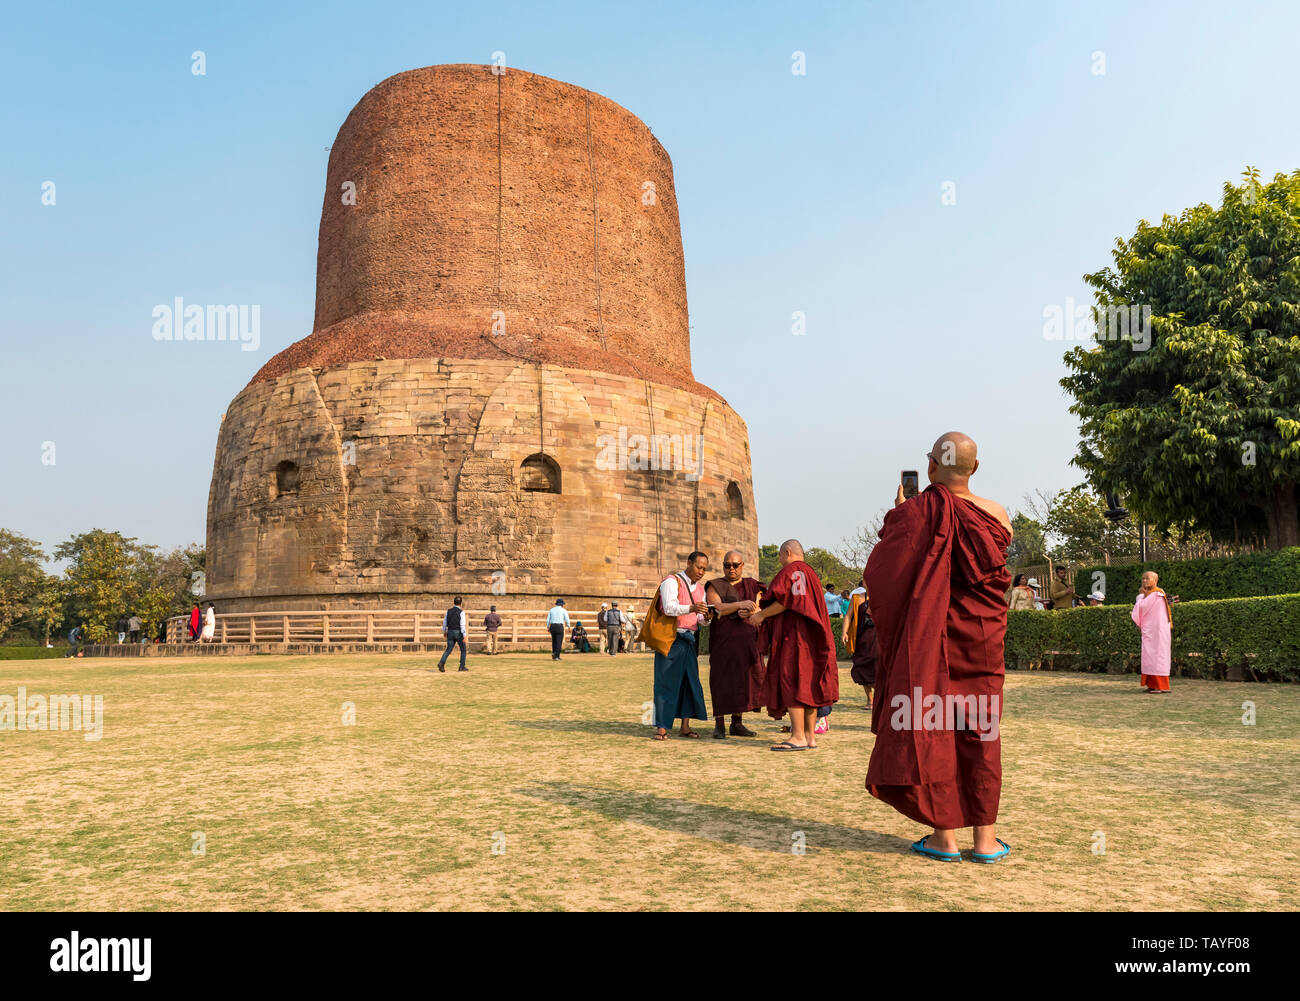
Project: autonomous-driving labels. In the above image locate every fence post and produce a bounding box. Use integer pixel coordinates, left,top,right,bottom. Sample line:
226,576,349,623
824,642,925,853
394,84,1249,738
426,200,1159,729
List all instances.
366,613,374,643
413,612,421,644
323,614,330,644
249,616,256,644
220,618,227,643
511,617,518,647
283,615,289,644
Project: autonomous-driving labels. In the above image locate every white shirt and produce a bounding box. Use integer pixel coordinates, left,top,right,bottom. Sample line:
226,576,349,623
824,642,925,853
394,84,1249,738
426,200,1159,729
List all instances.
547,606,571,627
824,591,841,615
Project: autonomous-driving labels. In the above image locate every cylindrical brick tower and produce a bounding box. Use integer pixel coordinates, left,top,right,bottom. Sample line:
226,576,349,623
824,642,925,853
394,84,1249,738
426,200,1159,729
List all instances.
205,64,757,613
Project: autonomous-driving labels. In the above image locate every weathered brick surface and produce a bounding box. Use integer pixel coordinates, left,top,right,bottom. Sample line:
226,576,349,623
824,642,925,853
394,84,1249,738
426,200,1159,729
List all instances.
208,360,757,610
251,65,712,398
207,65,757,613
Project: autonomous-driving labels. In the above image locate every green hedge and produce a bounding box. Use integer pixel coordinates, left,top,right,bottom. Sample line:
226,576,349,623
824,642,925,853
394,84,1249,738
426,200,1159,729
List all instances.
1006,593,1300,680
0,647,66,660
1074,548,1300,604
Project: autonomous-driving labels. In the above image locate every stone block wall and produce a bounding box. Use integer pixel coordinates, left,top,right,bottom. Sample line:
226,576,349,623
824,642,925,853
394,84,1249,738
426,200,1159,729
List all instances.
206,359,757,611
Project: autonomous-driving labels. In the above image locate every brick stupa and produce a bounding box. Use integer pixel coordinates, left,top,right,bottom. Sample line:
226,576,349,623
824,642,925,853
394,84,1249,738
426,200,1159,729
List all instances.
205,65,757,614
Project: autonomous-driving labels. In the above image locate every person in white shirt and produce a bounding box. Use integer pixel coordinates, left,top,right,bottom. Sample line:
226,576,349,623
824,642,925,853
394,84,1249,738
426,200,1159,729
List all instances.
651,552,713,740
546,599,571,661
823,585,842,619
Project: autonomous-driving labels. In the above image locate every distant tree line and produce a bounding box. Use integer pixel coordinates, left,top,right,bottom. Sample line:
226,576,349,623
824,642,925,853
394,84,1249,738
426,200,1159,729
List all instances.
829,485,1240,575
0,528,204,646
757,544,860,591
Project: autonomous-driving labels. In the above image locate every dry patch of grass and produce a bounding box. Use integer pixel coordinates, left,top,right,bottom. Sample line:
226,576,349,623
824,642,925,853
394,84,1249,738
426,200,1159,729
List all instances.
1,652,1296,910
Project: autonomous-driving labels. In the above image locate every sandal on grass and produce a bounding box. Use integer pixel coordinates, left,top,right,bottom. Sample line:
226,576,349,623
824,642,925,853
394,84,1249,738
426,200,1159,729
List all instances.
679,730,700,738
652,728,668,741
911,835,961,862
769,741,809,751
968,838,1011,864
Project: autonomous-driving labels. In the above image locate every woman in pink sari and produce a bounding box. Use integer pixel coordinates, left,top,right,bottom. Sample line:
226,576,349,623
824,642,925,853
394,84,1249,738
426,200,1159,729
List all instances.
1131,571,1172,692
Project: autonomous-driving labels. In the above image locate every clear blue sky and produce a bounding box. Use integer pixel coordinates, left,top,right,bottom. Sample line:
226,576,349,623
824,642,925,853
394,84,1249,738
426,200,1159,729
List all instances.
3,0,1299,564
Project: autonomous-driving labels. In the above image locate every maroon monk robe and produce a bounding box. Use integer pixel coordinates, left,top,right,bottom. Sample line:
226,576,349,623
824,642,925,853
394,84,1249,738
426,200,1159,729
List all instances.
864,483,1012,830
706,577,765,715
759,560,839,719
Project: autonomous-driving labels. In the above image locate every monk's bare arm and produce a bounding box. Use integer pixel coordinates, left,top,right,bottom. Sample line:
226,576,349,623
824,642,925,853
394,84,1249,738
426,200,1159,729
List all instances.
748,600,785,628
705,584,744,616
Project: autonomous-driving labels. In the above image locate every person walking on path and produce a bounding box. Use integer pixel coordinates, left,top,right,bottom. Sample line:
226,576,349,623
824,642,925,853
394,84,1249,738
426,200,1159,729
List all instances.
438,596,469,672
547,599,571,661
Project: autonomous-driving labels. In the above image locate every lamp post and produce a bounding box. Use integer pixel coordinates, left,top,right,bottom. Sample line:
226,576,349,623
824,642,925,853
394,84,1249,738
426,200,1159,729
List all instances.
1104,493,1147,562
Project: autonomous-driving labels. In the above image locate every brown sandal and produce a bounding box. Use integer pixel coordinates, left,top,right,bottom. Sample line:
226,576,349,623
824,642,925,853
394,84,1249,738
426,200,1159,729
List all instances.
652,728,668,740
679,729,700,738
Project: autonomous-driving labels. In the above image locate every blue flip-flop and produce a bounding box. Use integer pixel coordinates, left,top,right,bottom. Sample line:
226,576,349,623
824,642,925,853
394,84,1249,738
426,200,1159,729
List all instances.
911,835,961,862
968,838,1011,864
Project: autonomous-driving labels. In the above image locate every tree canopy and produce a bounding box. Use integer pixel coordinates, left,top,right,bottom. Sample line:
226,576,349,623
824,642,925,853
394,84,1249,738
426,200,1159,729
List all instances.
757,543,858,590
1062,168,1300,550
0,529,46,641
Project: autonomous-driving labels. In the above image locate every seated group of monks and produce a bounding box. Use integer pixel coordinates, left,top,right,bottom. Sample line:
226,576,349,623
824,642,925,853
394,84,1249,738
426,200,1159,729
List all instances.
646,432,1016,864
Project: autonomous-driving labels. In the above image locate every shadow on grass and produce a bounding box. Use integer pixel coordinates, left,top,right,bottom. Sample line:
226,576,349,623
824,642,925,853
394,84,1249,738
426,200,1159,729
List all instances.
510,719,653,738
511,718,878,743
513,780,906,854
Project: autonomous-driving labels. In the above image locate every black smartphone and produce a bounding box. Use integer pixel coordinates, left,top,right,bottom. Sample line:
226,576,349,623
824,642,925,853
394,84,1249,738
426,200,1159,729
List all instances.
901,470,919,498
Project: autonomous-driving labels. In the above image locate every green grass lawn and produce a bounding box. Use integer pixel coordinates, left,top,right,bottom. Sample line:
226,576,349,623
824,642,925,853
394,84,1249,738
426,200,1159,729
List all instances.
2,651,1297,910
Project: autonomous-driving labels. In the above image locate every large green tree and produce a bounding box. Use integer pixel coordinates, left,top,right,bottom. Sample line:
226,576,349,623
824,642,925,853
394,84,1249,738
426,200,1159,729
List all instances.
1005,512,1047,568
1041,486,1137,564
1062,168,1300,549
757,543,857,590
28,574,67,646
0,529,46,641
54,530,147,643
134,544,206,637
803,547,858,592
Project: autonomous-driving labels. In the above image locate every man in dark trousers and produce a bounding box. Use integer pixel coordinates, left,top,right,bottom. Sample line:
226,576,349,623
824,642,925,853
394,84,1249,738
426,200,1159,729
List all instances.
482,605,502,655
438,596,468,672
605,602,624,656
547,599,571,660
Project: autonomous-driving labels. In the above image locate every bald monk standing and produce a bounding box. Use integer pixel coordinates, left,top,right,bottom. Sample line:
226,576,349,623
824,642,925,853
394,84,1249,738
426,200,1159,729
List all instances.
748,539,839,750
864,432,1014,863
704,550,765,738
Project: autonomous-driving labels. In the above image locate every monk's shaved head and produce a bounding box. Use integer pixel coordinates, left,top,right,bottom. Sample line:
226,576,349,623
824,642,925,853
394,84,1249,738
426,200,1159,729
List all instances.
927,431,979,484
724,550,743,563
778,539,804,564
